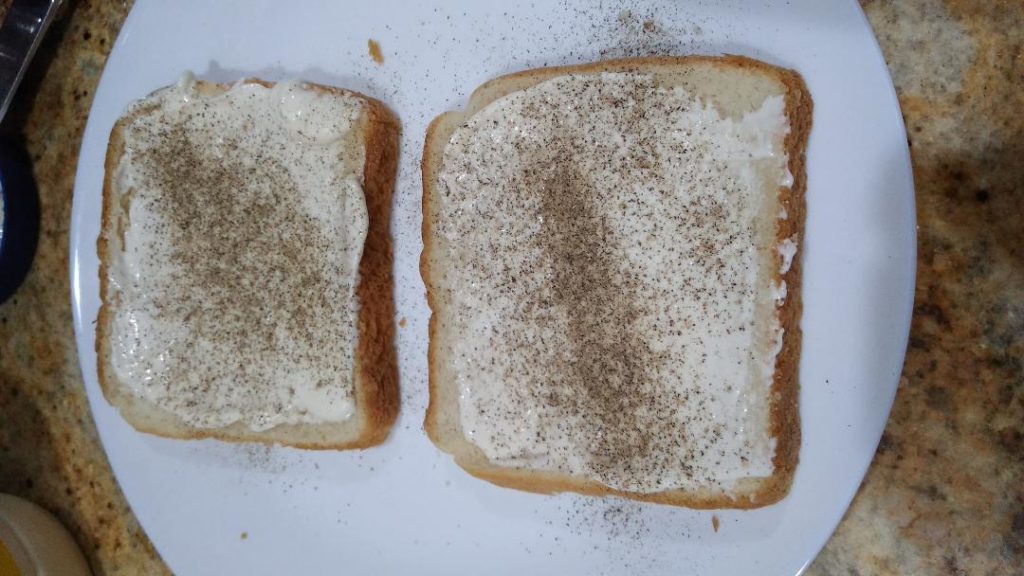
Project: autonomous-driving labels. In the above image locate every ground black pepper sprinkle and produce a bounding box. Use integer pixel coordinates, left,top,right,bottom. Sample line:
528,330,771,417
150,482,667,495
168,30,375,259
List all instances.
437,70,786,492
532,143,667,480
115,83,365,429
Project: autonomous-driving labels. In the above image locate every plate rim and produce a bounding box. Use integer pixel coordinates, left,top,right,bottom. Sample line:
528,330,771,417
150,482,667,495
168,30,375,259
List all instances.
68,0,916,574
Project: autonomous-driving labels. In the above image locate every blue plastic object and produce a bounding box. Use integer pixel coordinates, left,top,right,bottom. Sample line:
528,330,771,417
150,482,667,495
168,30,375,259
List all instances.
0,136,39,303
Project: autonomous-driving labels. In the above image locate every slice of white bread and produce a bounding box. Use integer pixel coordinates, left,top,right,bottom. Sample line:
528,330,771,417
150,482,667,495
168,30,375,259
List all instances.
421,56,811,508
97,78,400,449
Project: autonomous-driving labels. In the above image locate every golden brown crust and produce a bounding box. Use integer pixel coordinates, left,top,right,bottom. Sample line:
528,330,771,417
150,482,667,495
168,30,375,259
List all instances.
762,64,812,506
349,96,402,449
420,112,457,450
96,115,129,410
421,55,812,508
96,79,400,449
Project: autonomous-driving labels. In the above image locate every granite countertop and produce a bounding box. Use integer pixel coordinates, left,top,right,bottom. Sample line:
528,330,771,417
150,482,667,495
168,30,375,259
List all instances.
0,1,1020,574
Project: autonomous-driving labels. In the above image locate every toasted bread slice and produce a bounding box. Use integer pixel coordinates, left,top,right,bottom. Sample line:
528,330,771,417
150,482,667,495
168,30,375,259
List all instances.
97,78,399,449
422,56,811,507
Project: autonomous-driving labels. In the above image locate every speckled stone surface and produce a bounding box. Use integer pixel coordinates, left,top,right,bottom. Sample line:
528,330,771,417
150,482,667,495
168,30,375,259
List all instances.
807,2,1024,575
0,1,167,574
0,1,1019,575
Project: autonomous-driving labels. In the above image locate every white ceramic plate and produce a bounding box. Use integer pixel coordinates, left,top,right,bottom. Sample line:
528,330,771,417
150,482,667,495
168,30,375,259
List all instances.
70,1,914,574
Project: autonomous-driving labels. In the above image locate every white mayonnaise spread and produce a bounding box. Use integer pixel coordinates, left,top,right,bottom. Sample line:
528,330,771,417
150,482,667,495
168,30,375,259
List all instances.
108,75,367,431
432,72,794,492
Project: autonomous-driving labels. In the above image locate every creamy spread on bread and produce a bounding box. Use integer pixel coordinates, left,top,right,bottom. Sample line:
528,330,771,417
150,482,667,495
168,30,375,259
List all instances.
433,72,793,492
108,76,368,431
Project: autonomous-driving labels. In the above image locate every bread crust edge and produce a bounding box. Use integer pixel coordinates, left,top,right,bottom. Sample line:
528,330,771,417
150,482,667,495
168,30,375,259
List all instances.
421,55,811,508
96,79,400,450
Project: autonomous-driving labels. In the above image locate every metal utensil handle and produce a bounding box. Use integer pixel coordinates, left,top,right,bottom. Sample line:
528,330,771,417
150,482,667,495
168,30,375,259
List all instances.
0,0,61,122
